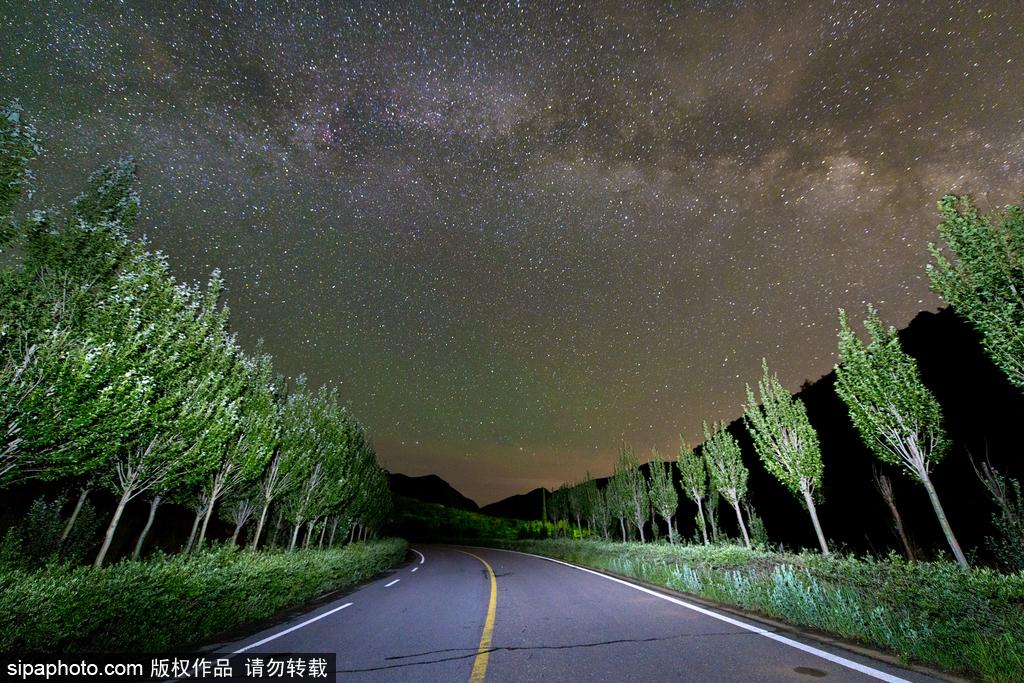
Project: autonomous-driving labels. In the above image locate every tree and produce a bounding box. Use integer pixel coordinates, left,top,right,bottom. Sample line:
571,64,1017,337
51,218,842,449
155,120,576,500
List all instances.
580,473,604,539
703,421,751,548
0,100,42,242
677,440,710,545
927,195,1024,389
606,467,630,541
743,358,829,554
647,448,678,544
616,446,649,543
835,306,968,567
566,479,587,538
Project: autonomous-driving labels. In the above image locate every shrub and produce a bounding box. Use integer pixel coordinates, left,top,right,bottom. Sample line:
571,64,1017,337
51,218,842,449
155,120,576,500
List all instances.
0,537,407,652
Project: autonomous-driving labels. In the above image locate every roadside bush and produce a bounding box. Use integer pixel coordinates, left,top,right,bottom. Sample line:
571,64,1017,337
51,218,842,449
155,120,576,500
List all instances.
0,497,100,571
0,537,407,653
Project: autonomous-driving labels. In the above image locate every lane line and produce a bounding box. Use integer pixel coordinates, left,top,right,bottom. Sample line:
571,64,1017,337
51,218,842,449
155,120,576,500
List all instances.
454,550,497,683
484,548,913,683
411,567,418,572
232,603,352,653
411,548,425,564
386,579,400,587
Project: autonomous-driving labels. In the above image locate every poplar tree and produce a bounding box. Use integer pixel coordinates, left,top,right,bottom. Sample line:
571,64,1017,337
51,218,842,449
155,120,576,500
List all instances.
743,359,829,554
677,440,710,545
647,448,678,544
566,479,587,538
835,306,967,567
581,473,602,538
616,445,649,542
606,467,631,541
703,421,751,548
927,195,1024,389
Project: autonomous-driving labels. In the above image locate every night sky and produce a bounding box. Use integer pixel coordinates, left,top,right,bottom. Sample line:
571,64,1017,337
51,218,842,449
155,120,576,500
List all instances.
3,1,1021,505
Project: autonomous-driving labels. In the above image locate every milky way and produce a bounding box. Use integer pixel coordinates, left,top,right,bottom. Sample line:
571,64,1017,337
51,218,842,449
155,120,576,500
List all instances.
3,1,1022,504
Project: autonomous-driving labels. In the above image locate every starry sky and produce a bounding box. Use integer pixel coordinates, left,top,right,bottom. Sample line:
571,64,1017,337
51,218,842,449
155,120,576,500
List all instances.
2,1,1022,505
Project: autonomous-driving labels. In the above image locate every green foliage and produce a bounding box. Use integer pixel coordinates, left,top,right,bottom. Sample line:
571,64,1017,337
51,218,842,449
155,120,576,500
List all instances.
492,539,1024,683
615,445,649,542
836,306,966,567
676,439,710,544
0,100,42,239
743,358,823,497
0,497,99,571
743,358,828,553
702,421,748,505
835,307,950,479
0,538,407,653
647,448,678,543
0,104,393,567
703,421,751,547
928,195,1024,389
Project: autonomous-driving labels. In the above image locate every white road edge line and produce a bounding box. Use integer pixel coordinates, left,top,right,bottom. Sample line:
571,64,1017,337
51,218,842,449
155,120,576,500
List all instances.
232,603,353,654
411,548,425,564
411,567,418,572
487,548,913,683
386,579,400,587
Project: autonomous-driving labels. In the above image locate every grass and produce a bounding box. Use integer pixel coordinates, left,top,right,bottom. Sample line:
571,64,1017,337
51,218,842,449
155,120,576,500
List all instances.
0,538,408,653
485,538,1024,683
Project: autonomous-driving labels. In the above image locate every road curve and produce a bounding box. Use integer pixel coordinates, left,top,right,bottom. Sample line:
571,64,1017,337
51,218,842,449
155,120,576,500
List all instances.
222,545,950,683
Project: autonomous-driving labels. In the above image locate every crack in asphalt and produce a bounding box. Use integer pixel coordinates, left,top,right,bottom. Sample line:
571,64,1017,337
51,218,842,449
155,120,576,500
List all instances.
336,630,759,673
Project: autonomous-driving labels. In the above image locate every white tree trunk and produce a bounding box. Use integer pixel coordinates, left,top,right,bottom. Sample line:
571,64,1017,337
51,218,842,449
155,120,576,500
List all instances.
133,493,163,559
694,494,709,545
730,497,751,548
921,470,968,567
802,484,829,555
95,487,134,568
62,483,92,540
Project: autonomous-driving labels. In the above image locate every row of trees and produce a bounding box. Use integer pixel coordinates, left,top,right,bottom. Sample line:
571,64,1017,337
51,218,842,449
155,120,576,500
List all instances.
0,102,391,566
546,194,1024,570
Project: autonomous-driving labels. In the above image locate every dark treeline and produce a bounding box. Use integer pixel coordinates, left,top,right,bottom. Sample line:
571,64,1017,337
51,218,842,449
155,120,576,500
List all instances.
0,102,391,568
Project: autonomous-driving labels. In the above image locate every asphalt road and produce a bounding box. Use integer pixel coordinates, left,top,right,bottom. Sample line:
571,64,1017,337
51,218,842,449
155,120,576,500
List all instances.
222,545,951,683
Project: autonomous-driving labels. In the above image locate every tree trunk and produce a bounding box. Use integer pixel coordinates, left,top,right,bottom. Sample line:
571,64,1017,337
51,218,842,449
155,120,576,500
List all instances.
731,498,751,548
304,520,314,549
619,517,627,542
95,487,134,568
184,509,203,554
666,513,675,545
133,493,163,559
269,508,284,551
328,517,339,547
251,500,270,551
288,519,304,552
318,518,328,547
230,523,242,546
694,496,709,545
706,497,719,543
802,485,829,555
196,491,217,551
921,471,969,568
62,483,92,540
349,523,357,544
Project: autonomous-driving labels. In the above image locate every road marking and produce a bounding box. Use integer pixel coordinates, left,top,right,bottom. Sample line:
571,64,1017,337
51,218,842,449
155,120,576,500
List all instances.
455,550,497,683
386,579,400,587
411,548,425,564
232,603,353,653
411,567,418,572
489,548,914,683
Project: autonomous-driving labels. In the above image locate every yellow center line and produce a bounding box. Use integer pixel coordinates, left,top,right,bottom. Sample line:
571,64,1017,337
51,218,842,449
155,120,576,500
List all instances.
455,550,497,683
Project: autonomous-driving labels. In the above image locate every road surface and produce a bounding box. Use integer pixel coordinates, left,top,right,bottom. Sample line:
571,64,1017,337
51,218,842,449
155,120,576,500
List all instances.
222,545,949,682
